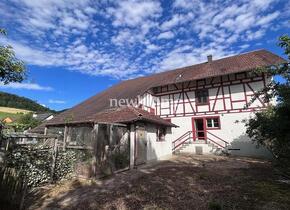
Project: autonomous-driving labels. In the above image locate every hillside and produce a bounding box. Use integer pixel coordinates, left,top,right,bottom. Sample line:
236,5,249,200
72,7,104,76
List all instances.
0,91,55,113
0,107,31,114
0,111,22,121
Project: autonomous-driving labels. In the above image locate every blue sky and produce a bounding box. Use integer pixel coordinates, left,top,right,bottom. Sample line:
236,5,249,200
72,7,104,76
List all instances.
0,0,289,111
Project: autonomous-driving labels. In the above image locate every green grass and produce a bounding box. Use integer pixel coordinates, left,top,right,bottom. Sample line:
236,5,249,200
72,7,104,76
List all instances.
254,181,290,204
0,112,23,121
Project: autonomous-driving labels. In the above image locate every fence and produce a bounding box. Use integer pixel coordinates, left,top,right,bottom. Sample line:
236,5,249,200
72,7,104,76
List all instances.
1,123,130,179
53,123,131,178
0,123,131,208
0,167,27,210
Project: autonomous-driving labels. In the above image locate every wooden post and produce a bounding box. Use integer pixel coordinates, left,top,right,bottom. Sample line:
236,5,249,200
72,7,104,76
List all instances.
109,124,113,144
5,138,10,151
63,125,68,151
51,137,58,183
92,124,98,176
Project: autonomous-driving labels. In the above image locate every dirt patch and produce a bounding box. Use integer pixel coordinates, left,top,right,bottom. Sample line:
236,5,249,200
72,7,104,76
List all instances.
27,155,290,210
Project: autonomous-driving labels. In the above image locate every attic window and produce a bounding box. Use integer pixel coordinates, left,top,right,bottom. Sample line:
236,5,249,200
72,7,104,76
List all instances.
196,89,209,105
175,74,183,82
152,87,159,93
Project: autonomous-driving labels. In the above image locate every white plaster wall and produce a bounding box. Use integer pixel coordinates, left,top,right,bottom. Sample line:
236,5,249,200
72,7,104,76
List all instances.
170,112,272,158
146,124,173,161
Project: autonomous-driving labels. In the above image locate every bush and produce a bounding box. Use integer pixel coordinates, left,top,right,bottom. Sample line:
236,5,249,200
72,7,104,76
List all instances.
4,146,82,187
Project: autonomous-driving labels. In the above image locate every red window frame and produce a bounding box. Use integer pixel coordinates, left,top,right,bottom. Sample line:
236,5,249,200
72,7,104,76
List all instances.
192,116,221,141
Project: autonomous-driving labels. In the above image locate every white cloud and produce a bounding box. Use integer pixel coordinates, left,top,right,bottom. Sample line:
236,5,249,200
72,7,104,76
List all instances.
157,44,235,72
0,82,53,91
48,99,66,104
158,31,175,39
0,0,285,79
256,12,280,26
107,0,162,27
6,39,65,66
160,14,182,31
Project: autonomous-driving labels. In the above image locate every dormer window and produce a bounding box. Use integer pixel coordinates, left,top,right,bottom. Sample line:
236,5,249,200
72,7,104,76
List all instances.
196,89,209,105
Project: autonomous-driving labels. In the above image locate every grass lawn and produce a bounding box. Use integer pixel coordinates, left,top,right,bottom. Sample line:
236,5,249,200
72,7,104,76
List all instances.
0,111,22,120
27,155,290,210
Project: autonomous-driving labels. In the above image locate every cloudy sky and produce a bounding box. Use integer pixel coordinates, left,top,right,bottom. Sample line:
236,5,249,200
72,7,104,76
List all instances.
0,0,289,110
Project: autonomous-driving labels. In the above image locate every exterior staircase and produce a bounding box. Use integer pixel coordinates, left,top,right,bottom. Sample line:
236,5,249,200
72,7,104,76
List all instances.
172,131,229,155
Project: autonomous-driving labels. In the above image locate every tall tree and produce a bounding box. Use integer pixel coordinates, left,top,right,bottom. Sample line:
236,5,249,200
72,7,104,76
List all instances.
246,35,290,167
0,29,26,84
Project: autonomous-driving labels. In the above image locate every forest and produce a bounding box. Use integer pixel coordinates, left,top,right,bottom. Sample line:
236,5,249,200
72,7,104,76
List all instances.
0,91,54,113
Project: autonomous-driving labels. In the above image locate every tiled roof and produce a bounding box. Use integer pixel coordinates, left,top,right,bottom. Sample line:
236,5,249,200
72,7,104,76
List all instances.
42,106,176,127
91,106,176,127
42,49,286,126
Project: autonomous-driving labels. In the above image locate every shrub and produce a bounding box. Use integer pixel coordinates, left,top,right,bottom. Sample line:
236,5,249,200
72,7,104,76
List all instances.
4,146,82,187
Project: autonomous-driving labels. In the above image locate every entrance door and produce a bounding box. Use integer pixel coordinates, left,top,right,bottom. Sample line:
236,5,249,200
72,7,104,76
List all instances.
135,126,147,165
193,118,206,140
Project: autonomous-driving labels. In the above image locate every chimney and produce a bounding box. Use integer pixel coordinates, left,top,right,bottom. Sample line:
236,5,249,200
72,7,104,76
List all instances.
207,55,213,63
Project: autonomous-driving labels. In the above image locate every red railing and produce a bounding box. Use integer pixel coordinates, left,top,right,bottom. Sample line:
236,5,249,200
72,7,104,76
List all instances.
172,130,229,151
207,131,229,148
172,131,192,151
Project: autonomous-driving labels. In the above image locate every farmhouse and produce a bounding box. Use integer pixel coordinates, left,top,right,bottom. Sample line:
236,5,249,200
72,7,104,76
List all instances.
1,117,15,124
33,49,285,171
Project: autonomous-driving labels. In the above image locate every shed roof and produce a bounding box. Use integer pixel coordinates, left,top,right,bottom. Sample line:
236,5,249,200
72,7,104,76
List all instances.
33,113,54,121
41,49,286,126
45,106,176,127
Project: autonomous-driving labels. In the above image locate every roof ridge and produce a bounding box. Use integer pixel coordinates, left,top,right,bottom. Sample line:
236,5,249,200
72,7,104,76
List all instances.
122,49,269,83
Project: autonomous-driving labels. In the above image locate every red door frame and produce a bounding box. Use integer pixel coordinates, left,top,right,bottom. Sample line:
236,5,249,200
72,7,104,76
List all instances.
191,117,207,141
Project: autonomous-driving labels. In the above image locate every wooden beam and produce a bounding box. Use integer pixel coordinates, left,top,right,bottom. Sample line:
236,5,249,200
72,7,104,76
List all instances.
50,137,58,183
63,125,68,151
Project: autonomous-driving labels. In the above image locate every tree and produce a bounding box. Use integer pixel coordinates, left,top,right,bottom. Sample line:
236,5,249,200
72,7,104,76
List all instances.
13,113,41,132
0,28,26,84
246,35,290,167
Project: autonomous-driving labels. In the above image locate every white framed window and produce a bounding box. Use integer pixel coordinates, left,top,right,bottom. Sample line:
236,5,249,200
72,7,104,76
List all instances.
206,118,220,129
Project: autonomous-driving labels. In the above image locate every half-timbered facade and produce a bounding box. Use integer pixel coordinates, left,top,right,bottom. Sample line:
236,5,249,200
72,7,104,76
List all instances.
33,50,285,165
139,70,271,157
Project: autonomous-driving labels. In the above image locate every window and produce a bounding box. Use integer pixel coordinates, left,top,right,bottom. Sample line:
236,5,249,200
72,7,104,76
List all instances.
196,89,209,104
156,127,166,141
206,118,220,128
